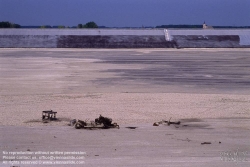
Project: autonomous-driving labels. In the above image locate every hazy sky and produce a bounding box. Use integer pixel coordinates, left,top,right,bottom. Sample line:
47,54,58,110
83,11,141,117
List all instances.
0,0,249,27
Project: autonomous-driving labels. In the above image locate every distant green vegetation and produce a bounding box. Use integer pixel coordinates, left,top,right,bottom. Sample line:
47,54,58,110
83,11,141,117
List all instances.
39,25,69,28
40,25,52,28
77,24,83,28
58,25,65,28
78,21,98,28
0,21,21,28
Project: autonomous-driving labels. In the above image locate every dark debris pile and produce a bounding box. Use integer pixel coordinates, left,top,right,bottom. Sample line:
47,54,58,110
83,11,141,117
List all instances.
70,115,119,129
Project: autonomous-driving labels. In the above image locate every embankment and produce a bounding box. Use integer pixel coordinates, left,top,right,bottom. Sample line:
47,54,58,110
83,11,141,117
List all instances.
0,29,249,48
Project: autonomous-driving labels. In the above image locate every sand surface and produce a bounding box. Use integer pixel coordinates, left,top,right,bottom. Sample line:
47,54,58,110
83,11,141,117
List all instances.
0,49,250,166
0,48,250,126
1,118,250,167
1,93,250,126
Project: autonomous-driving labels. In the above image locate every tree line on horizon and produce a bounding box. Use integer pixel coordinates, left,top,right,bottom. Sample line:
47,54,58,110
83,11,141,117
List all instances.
0,21,21,28
39,22,98,29
1,21,250,29
77,22,98,28
0,21,98,29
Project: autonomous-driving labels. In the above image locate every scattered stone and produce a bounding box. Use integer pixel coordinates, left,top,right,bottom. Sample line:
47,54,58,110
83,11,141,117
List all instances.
75,120,87,129
165,117,181,126
153,118,181,127
153,122,159,126
126,127,137,129
69,119,77,126
201,142,211,145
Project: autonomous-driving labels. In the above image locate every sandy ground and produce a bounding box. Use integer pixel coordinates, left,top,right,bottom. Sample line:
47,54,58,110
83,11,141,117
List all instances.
1,93,250,126
0,48,250,166
1,118,250,167
0,48,250,126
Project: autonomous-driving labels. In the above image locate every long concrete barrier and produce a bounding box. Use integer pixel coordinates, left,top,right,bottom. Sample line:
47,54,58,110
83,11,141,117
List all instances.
0,29,249,48
166,29,250,48
0,29,175,48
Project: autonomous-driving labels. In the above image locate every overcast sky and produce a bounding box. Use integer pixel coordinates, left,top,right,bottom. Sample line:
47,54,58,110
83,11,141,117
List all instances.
0,0,249,27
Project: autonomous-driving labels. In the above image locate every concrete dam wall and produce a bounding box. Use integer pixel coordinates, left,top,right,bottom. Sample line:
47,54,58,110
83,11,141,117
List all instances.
166,29,250,48
0,29,249,48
